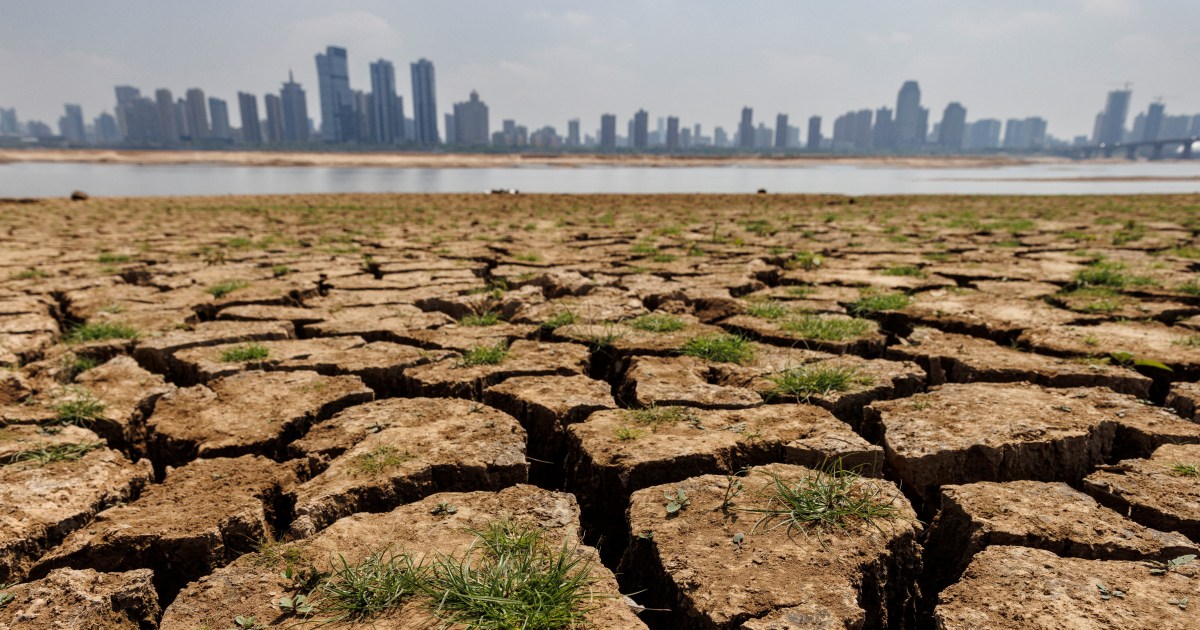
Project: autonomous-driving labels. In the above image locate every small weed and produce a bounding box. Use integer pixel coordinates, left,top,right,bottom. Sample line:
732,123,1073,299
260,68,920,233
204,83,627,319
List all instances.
58,354,97,382
97,252,131,264
787,251,824,270
680,333,755,364
206,280,250,298
1145,554,1197,576
580,324,623,350
631,242,658,255
881,265,925,277
767,365,873,401
1177,280,1200,296
745,301,790,320
460,311,502,327
782,314,873,341
0,585,11,608
513,252,542,263
614,425,645,441
53,391,106,425
542,310,577,329
1072,261,1155,289
652,253,677,263
319,548,424,622
663,488,690,515
741,461,902,543
1111,220,1145,246
254,538,305,568
276,593,315,616
628,313,686,333
1168,462,1200,477
8,441,102,467
233,616,265,630
785,285,816,297
624,405,700,430
1174,335,1200,348
64,321,139,344
220,344,269,362
12,268,50,280
430,502,458,516
848,291,912,317
457,340,509,367
271,264,292,277
349,445,414,475
720,472,745,513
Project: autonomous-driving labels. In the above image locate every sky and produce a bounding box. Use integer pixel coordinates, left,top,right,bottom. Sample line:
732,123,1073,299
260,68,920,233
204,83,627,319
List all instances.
2,0,1198,140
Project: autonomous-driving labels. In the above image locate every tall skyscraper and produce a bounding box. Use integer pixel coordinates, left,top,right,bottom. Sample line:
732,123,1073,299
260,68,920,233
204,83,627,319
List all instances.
738,107,754,149
0,108,18,135
665,116,680,150
264,94,284,144
238,93,262,145
368,59,404,145
59,104,85,143
113,85,141,139
807,116,822,150
280,71,310,143
1143,102,1165,142
1095,88,1132,145
632,109,649,149
208,97,231,141
774,114,789,149
411,58,439,145
154,89,179,144
315,46,355,142
873,107,894,149
453,90,489,146
965,119,1002,150
566,119,580,147
184,89,209,141
938,102,967,149
895,80,926,149
599,114,616,150
93,112,119,143
444,113,456,145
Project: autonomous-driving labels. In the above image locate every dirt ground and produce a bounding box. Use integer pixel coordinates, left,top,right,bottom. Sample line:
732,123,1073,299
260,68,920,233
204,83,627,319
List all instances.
0,192,1199,629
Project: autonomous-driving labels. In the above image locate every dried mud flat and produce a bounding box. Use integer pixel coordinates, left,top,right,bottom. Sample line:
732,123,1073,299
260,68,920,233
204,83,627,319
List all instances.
0,192,1199,629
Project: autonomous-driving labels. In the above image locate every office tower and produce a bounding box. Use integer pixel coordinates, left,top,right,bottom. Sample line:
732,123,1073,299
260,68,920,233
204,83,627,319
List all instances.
367,59,404,145
0,108,17,135
693,123,702,144
113,85,142,139
208,97,231,141
153,89,179,144
938,102,967,149
773,114,789,149
451,90,489,146
1024,117,1047,148
264,94,284,144
752,123,771,149
238,93,262,145
122,97,161,144
315,46,355,142
806,116,822,150
873,107,894,149
966,119,1001,150
1095,88,1131,145
714,126,728,147
1143,102,1165,141
93,112,119,143
665,116,680,150
280,71,309,143
852,109,873,149
599,114,616,150
738,107,754,149
59,104,85,143
442,113,455,145
631,109,648,149
184,88,209,141
174,98,189,138
1002,117,1048,150
410,58,439,145
566,119,580,146
895,80,926,149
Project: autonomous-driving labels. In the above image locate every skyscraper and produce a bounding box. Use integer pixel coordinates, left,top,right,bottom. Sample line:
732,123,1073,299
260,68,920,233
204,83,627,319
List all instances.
113,85,141,139
1143,102,1165,142
208,97,231,141
1095,88,1132,146
453,90,489,146
938,102,967,149
368,59,404,145
873,107,894,149
280,71,309,143
665,116,680,150
411,58,439,145
599,114,616,150
632,109,649,149
94,112,119,143
444,113,456,145
0,108,18,135
238,92,262,145
738,107,754,149
965,119,1002,150
154,89,179,144
894,81,926,149
774,114,789,149
59,104,85,143
315,46,355,142
185,88,209,141
806,116,822,150
566,119,580,147
264,94,284,144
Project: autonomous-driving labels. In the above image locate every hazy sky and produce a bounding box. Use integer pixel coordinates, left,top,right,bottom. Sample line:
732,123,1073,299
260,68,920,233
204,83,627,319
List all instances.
2,0,1198,139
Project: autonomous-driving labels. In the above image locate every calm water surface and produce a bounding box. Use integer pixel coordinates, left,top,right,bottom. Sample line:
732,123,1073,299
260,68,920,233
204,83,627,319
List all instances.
1,161,1198,197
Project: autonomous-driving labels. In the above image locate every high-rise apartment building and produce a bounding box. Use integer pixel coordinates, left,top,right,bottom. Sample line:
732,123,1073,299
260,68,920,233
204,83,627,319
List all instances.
738,107,754,149
599,114,616,150
59,104,85,143
411,58,439,145
154,89,179,143
806,116,822,150
774,113,789,149
452,90,489,146
665,116,680,150
264,93,284,144
368,59,404,144
315,46,355,142
1095,88,1131,146
872,107,894,149
938,102,967,149
1143,102,1165,142
280,71,309,143
208,97,231,140
238,92,262,145
566,119,580,147
185,88,209,141
632,109,649,149
895,80,927,149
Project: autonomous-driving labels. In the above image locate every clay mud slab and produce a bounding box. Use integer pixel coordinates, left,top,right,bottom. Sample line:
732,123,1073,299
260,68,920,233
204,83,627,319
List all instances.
300,303,454,340
482,374,616,484
131,319,294,376
554,316,727,358
0,447,152,583
1083,443,1200,542
215,303,328,326
287,397,527,538
777,265,954,291
31,455,296,594
620,463,921,628
0,567,159,629
898,288,1078,341
400,320,540,351
721,313,887,356
924,480,1198,593
0,332,54,366
162,485,645,629
887,326,1152,396
402,339,589,398
146,370,373,467
1168,381,1200,420
415,284,547,320
170,336,448,393
71,355,174,450
510,287,648,327
304,283,482,309
934,545,1198,629
1019,321,1200,373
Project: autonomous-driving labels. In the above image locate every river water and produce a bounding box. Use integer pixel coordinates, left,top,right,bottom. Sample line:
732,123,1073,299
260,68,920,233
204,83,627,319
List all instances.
1,160,1199,197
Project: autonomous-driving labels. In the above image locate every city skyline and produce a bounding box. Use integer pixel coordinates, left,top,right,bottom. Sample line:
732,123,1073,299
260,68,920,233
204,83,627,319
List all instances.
2,0,1198,141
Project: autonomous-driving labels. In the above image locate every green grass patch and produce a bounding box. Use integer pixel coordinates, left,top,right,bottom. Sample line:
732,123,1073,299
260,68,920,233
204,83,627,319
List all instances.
680,333,755,364
1169,462,1200,477
8,441,102,467
64,321,139,344
318,548,424,622
630,242,658,255
12,268,50,280
1072,261,1156,289
541,310,576,330
53,392,106,425
1176,280,1200,296
781,314,873,341
1111,220,1145,246
745,301,790,320
787,251,824,270
350,445,414,475
848,291,912,317
1056,286,1126,314
220,344,270,362
742,461,902,542
513,252,542,263
881,265,925,277
271,264,292,277
1174,335,1200,348
784,285,816,297
457,340,509,367
96,252,131,264
767,365,873,401
206,279,250,298
613,425,644,441
460,311,502,327
623,405,699,429
628,313,686,333
58,354,97,382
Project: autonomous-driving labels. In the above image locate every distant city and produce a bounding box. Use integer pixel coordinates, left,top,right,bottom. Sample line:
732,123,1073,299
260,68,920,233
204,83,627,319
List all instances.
2,45,1198,158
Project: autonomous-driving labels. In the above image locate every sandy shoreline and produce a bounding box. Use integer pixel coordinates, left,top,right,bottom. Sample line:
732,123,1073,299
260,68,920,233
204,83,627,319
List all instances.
0,147,1056,170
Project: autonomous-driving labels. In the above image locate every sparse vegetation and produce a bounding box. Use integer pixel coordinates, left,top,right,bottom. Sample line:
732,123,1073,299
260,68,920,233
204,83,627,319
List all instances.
1168,462,1200,477
58,354,97,382
781,313,873,341
1072,260,1155,290
742,461,903,542
206,279,250,298
64,321,139,343
624,405,700,430
460,310,502,327
8,441,102,467
680,333,755,364
848,291,912,317
767,364,873,401
881,264,925,277
628,312,686,332
349,445,414,475
787,251,824,270
663,488,691,515
613,425,645,441
541,310,577,329
220,343,270,362
97,252,131,263
457,340,509,367
745,300,790,320
52,391,106,425
317,548,424,622
12,268,50,280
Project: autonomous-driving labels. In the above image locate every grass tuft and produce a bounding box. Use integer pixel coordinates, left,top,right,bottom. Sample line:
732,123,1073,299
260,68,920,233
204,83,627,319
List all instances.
349,445,414,475
1168,462,1200,477
541,310,576,330
623,405,699,429
628,313,686,333
206,280,250,298
318,548,424,622
53,391,106,425
457,340,509,367
781,313,873,341
64,322,140,344
742,461,902,543
767,365,873,401
220,344,270,362
1072,261,1155,290
745,301,790,320
848,291,912,317
8,441,102,467
881,265,925,277
680,333,755,364
460,311,502,327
